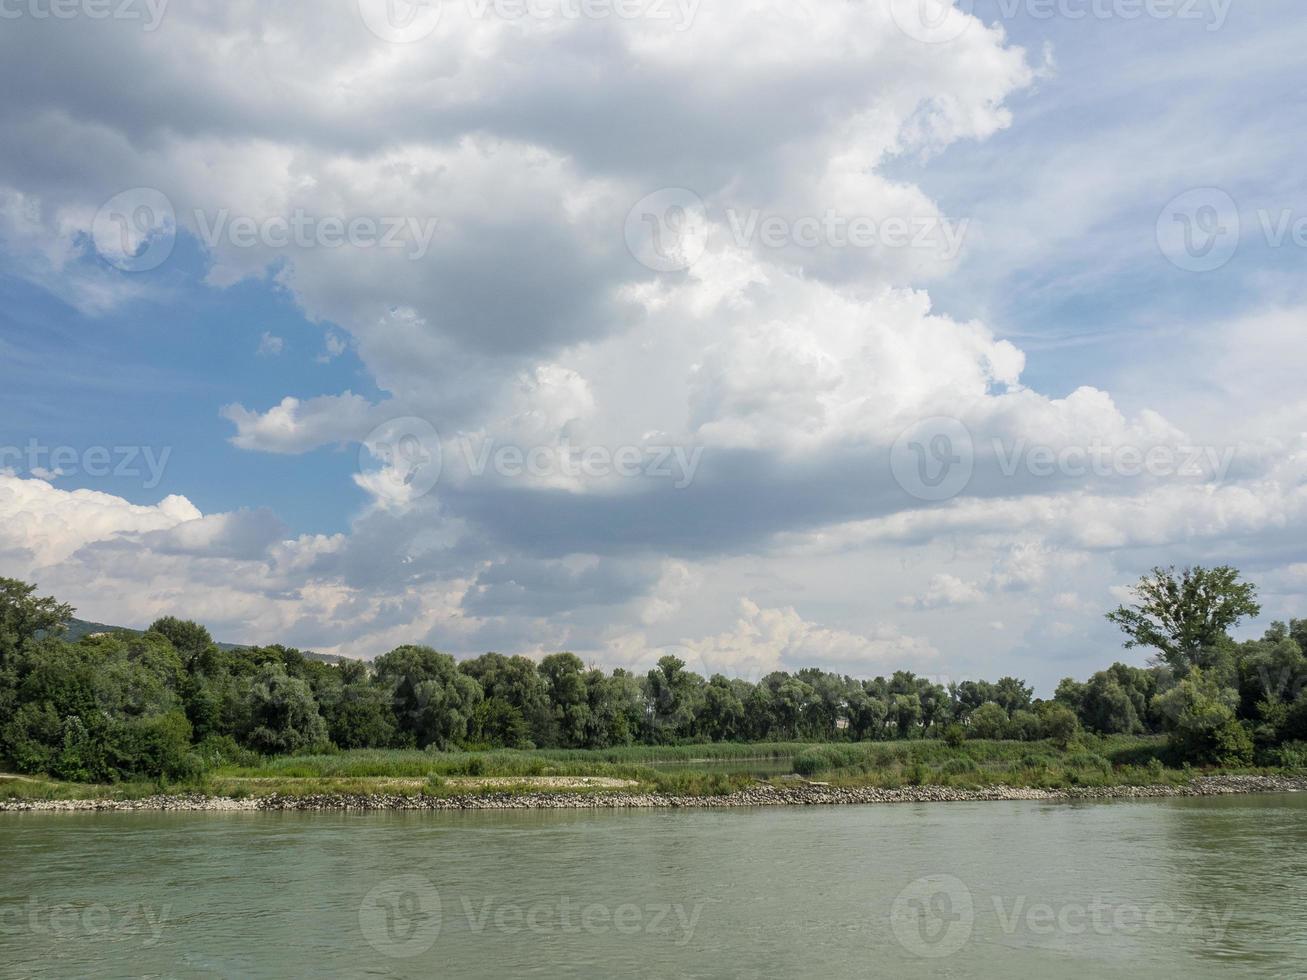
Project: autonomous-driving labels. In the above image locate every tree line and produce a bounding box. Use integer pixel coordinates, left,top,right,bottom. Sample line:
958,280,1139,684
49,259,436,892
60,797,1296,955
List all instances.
1,566,1304,783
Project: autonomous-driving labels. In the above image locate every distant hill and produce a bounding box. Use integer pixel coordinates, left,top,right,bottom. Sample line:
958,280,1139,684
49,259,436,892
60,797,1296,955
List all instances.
61,617,347,665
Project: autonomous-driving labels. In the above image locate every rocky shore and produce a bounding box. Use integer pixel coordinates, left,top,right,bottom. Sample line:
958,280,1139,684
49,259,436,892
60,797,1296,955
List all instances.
3,774,1304,813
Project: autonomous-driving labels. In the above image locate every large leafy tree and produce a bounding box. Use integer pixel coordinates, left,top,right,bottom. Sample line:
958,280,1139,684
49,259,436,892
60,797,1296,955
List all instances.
0,578,73,666
374,645,482,749
1107,566,1260,672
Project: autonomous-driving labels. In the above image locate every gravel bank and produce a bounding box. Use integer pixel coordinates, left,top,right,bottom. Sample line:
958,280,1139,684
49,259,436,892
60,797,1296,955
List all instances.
3,775,1305,813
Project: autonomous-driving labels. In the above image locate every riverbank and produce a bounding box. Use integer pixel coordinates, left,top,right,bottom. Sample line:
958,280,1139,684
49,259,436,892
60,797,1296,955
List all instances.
4,774,1304,812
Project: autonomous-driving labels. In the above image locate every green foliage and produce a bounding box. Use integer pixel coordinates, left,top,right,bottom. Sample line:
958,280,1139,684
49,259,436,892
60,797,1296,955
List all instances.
0,578,73,666
1261,741,1307,768
0,568,1302,791
1107,566,1260,672
942,723,966,749
968,702,1010,740
1037,704,1080,748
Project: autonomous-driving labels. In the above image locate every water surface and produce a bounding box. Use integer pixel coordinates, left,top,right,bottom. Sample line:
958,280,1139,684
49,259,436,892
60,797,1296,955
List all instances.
2,793,1305,978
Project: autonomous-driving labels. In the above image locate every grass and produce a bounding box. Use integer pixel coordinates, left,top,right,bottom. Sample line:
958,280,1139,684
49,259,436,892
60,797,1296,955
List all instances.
3,736,1296,802
786,735,1220,791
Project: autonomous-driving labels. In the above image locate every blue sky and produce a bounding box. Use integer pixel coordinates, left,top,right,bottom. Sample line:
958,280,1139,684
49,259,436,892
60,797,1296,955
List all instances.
0,0,1303,692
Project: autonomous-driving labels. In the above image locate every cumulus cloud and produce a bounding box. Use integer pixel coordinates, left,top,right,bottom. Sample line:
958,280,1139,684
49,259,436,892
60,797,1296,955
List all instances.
1,4,1304,690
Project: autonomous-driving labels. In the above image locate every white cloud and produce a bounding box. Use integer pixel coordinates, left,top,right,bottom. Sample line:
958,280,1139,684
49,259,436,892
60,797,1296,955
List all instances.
256,332,285,356
0,475,200,567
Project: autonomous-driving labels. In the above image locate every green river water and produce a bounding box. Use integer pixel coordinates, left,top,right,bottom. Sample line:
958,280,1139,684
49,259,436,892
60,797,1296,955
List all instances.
2,793,1305,978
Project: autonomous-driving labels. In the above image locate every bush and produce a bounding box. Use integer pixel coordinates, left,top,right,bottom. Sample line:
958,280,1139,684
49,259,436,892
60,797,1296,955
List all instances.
1038,704,1080,749
942,724,966,749
941,757,978,775
1211,720,1254,768
1065,752,1110,774
1261,741,1307,768
969,703,1010,741
1020,752,1056,770
792,750,827,776
195,734,261,770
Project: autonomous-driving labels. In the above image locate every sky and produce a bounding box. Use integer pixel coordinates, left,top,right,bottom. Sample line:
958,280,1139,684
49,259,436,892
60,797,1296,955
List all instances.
0,0,1303,694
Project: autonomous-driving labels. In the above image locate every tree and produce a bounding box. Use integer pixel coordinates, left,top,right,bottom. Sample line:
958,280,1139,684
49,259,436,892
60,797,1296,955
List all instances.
891,692,922,739
645,655,705,741
1080,672,1143,734
469,697,531,749
539,653,592,748
1107,566,1260,672
459,653,555,746
700,675,746,742
148,617,215,668
243,663,329,755
1037,703,1080,748
0,579,73,666
1153,668,1248,765
969,702,1009,740
374,645,482,749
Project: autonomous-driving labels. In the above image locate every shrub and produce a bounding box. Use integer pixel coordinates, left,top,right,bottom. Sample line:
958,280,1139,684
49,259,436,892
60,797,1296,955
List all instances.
942,724,966,749
1211,720,1254,768
1065,752,1110,774
968,703,1010,740
195,734,261,770
1261,741,1307,769
941,757,978,775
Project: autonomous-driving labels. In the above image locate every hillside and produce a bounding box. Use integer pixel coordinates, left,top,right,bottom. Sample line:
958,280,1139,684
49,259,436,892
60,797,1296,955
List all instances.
61,618,346,665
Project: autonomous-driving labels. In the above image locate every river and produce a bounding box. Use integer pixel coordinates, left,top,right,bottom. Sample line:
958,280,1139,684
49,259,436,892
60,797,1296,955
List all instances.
2,793,1305,977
